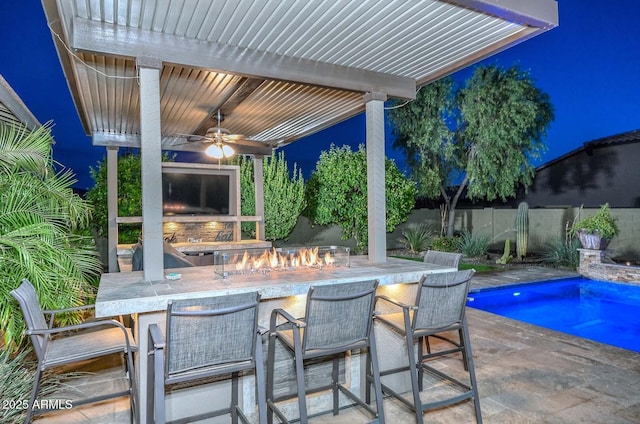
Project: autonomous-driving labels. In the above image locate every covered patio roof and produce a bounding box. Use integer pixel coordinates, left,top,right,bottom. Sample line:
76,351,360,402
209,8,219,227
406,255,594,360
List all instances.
43,0,558,156
41,0,558,278
0,75,40,130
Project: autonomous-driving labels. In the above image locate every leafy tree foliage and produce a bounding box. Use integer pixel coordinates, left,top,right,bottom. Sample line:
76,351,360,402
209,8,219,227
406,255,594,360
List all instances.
389,64,554,236
87,150,173,243
305,145,416,252
0,123,101,351
236,152,306,241
389,77,456,198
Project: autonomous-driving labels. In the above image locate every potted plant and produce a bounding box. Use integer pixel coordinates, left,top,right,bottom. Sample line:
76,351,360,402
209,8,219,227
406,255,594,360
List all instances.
571,203,619,250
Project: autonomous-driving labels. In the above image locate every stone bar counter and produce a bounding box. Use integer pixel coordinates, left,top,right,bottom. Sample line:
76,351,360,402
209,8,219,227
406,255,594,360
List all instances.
96,256,455,423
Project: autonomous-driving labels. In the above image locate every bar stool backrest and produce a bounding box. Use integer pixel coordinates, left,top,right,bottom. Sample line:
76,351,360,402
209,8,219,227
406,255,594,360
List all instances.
413,270,475,331
423,251,463,269
11,279,50,361
165,291,260,376
303,280,378,352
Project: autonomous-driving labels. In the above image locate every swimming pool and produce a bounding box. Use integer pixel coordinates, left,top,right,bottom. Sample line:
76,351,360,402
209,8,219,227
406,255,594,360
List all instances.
466,277,640,352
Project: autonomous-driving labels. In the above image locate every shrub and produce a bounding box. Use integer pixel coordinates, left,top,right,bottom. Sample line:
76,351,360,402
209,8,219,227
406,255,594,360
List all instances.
87,150,174,244
541,237,581,269
456,230,491,258
305,145,416,253
430,236,460,252
397,223,436,253
236,152,306,241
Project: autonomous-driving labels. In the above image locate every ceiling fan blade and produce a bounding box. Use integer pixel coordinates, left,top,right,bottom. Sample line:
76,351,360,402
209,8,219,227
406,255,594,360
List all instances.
223,133,245,141
172,133,216,143
229,142,274,156
165,135,192,146
221,134,270,148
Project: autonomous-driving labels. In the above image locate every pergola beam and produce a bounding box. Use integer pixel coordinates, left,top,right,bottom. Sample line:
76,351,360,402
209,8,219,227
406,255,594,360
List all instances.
92,132,273,156
447,0,558,29
70,17,416,100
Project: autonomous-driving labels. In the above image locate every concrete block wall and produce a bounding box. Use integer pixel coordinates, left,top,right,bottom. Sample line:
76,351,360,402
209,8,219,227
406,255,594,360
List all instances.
608,209,640,259
462,207,577,252
278,216,358,250
283,207,640,259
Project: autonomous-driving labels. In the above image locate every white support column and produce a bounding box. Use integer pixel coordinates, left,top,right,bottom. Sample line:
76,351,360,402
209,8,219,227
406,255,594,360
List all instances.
253,155,265,241
137,57,164,281
106,146,119,272
364,92,388,263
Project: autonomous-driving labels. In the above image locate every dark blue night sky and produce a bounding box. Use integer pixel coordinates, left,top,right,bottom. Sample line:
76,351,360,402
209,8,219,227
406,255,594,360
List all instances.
1,1,639,188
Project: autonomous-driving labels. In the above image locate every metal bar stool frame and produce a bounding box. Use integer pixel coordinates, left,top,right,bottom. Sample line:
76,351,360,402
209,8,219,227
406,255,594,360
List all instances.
147,291,267,424
370,270,482,424
266,280,385,424
11,278,137,424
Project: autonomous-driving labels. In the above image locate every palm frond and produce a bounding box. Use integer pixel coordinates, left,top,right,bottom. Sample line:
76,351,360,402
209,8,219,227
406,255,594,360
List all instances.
0,122,53,176
0,122,100,351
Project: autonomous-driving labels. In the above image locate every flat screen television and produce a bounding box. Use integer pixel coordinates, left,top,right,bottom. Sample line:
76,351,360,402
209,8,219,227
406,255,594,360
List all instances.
162,171,231,215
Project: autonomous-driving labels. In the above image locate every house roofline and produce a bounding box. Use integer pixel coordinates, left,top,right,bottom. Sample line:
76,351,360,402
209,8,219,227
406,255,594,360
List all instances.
536,128,640,172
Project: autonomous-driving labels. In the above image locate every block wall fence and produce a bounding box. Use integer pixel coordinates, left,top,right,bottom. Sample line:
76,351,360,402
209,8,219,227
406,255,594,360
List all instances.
283,207,640,259
96,207,640,266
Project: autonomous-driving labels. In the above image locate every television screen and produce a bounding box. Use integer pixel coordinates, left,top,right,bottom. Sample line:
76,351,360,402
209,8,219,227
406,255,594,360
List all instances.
162,172,230,215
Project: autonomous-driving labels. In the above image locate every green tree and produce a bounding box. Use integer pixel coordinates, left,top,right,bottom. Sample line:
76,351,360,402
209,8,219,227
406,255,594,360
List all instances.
87,150,172,243
305,144,416,252
0,123,102,350
236,152,306,241
389,64,554,236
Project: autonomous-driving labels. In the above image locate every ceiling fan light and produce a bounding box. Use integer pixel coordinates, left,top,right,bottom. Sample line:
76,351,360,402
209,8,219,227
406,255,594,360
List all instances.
222,144,235,158
205,144,224,159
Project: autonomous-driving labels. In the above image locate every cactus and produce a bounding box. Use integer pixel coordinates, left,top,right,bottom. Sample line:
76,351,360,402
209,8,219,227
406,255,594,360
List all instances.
496,239,513,265
516,201,529,260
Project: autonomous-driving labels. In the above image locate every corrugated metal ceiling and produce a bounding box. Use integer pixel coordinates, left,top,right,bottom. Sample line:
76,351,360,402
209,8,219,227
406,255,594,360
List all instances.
43,0,558,155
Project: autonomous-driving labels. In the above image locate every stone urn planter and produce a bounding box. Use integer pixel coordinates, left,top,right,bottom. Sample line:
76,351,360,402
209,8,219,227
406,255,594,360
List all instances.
572,204,618,251
577,229,610,250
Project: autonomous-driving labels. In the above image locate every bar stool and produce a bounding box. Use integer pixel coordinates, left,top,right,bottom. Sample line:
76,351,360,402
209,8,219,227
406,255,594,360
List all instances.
372,270,482,424
11,279,137,423
148,291,267,424
266,280,385,423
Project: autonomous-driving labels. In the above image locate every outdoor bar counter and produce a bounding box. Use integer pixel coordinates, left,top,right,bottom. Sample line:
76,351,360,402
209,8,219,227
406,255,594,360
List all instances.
95,256,456,423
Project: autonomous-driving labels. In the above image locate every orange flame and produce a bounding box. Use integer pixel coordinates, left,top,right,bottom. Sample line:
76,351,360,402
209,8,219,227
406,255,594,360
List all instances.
324,251,335,265
234,251,250,271
228,247,336,273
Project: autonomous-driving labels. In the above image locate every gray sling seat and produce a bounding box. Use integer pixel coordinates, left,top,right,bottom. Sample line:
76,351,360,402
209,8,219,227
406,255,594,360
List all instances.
266,279,385,424
423,250,462,269
11,279,137,423
147,291,267,424
371,270,482,424
422,250,464,354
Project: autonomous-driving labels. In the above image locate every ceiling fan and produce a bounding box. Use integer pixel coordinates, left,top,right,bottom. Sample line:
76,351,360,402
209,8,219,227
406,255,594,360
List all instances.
172,110,273,158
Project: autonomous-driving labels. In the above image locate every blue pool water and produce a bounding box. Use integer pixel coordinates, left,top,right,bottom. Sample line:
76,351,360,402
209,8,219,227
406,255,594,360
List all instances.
466,277,640,352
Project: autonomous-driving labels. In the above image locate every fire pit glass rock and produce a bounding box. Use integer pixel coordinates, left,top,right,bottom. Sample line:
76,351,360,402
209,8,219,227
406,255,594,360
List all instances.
213,246,350,278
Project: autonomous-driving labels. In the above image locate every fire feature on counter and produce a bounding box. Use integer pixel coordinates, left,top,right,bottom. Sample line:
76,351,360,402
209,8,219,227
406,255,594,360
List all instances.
214,246,350,277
